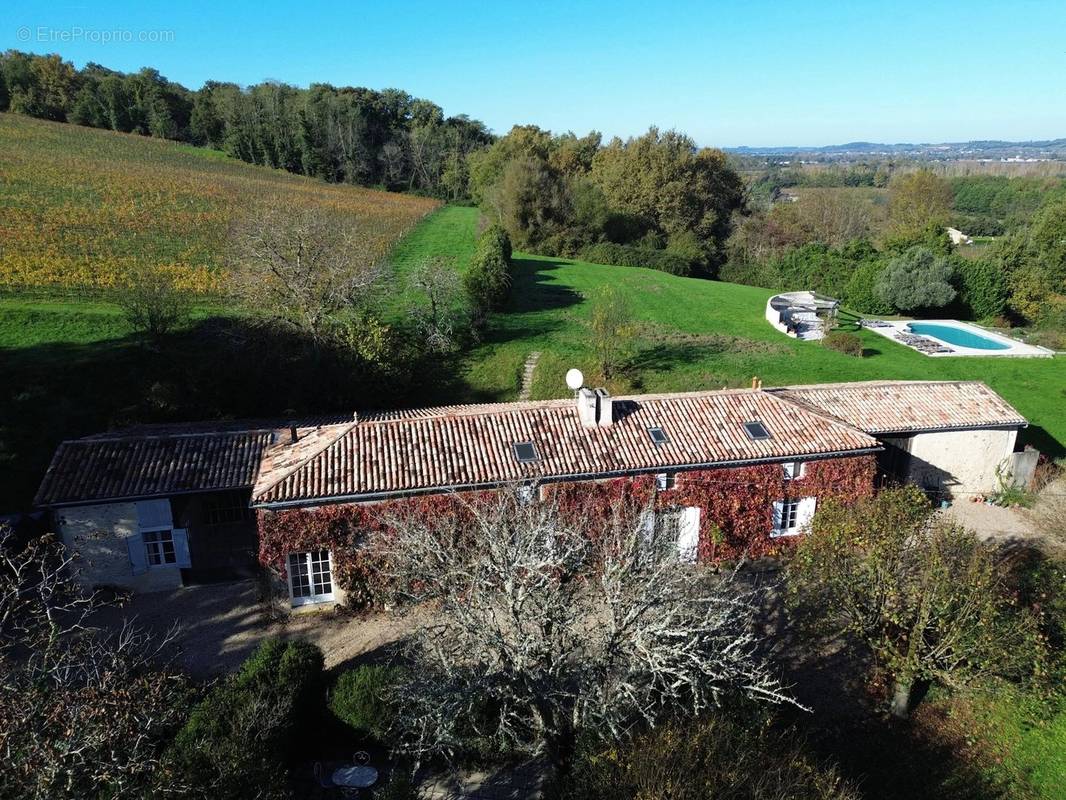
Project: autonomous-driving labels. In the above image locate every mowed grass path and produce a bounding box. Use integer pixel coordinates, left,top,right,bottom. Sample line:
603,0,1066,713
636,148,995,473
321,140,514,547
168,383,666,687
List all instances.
411,208,1066,452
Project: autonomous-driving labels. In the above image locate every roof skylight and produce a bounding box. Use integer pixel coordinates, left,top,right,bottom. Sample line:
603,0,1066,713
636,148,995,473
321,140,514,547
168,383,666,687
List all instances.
743,421,771,441
513,442,540,463
647,426,669,445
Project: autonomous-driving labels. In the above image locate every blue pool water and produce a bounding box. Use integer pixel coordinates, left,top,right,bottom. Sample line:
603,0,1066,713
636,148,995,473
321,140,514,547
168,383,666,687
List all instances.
907,322,1010,350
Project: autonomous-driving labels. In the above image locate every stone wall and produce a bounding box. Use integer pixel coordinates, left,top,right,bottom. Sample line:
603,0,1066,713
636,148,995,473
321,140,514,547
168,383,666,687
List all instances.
882,427,1018,497
55,502,183,593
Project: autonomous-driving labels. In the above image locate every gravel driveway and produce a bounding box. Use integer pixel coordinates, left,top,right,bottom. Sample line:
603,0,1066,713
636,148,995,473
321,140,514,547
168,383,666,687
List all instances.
89,580,424,678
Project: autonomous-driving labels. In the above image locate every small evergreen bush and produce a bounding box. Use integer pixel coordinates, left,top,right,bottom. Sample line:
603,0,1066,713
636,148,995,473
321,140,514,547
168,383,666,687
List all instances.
465,224,514,324
328,664,401,741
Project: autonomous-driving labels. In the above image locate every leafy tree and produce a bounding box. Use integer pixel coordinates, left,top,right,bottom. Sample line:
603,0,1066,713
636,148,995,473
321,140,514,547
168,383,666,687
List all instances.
587,285,636,380
406,257,468,353
955,257,1007,319
464,224,514,324
785,487,1040,718
166,638,325,799
117,267,192,343
876,246,956,312
842,258,893,315
1025,197,1066,291
589,127,746,271
887,169,953,236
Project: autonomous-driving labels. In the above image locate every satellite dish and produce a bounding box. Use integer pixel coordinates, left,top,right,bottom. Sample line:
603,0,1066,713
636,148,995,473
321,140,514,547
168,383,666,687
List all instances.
565,368,585,391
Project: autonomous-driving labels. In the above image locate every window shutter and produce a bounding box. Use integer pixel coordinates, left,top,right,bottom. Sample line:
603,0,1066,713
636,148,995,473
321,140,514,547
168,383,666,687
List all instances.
127,534,148,575
135,499,173,531
172,528,191,568
677,507,700,563
796,497,817,532
770,500,785,537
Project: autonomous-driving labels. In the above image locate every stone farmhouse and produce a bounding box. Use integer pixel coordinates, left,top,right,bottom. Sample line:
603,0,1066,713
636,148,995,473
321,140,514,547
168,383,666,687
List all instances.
34,380,1028,608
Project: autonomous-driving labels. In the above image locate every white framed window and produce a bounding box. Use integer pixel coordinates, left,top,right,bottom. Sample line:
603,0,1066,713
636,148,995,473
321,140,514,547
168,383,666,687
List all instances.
643,506,701,563
517,484,536,505
655,472,676,491
771,497,817,538
782,461,806,480
288,550,335,606
143,529,177,566
129,499,189,575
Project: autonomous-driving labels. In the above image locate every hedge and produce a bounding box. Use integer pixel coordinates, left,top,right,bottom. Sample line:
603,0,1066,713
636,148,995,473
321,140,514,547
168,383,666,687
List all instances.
166,638,325,798
579,242,692,276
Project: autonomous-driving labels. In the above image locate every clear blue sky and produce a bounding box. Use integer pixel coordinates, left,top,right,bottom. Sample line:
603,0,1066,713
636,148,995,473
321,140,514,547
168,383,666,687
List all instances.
4,0,1064,147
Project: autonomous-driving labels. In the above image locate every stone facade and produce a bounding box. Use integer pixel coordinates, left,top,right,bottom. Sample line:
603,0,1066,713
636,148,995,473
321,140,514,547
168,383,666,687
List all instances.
55,502,183,593
882,426,1018,497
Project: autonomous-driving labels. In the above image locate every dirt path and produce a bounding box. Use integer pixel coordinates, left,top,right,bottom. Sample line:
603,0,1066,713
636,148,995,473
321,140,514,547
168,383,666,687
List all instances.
517,351,541,401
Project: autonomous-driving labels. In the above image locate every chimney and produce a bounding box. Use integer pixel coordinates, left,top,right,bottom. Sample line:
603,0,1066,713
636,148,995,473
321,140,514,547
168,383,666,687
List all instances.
594,388,613,426
577,387,598,429
577,387,614,428
289,424,298,444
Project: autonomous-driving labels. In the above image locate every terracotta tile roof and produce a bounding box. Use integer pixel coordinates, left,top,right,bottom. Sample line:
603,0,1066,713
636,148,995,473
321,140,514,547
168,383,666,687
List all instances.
35,429,274,507
251,389,881,507
770,381,1027,435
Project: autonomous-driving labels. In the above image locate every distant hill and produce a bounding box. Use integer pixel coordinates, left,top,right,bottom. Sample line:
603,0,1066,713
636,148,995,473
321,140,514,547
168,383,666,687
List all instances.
0,113,439,293
727,138,1066,161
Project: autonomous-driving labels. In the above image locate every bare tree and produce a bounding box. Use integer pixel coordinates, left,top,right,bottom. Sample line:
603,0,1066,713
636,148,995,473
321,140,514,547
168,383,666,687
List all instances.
406,257,467,353
378,488,795,773
228,202,384,346
0,528,190,799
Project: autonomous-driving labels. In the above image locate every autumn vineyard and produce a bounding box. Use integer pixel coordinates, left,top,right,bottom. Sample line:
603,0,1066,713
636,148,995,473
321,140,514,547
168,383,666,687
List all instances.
0,114,440,293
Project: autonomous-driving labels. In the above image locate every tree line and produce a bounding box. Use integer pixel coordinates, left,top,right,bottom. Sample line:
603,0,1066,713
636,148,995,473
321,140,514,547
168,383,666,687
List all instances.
0,50,492,199
725,168,1066,341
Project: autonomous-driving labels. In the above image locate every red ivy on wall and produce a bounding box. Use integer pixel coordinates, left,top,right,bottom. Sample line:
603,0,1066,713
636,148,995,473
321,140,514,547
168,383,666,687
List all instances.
257,456,876,606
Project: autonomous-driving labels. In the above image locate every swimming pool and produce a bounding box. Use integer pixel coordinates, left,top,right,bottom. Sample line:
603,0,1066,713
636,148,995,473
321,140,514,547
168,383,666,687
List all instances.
907,322,1011,351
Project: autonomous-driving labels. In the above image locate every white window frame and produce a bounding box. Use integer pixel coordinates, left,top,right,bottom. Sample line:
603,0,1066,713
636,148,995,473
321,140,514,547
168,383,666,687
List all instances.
655,472,676,491
782,461,806,480
771,496,817,538
645,506,700,563
287,550,335,607
143,528,177,567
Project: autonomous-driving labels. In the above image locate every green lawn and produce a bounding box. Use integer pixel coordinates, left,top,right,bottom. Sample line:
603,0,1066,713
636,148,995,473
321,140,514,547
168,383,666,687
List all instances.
2,204,1064,511
383,204,480,316
959,686,1066,799
418,206,1063,454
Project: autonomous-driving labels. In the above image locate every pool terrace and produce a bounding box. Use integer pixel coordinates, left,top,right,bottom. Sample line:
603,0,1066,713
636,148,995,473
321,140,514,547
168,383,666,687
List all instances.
861,319,1054,358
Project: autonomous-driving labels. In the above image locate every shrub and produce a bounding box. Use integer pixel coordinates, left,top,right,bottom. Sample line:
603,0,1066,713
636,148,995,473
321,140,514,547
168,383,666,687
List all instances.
876,246,956,312
328,664,401,741
464,224,513,324
553,707,860,800
579,242,692,276
822,331,863,357
117,267,191,342
166,638,325,799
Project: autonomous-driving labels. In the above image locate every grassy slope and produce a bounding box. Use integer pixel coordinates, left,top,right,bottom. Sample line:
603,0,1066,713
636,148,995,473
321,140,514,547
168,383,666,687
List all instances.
0,112,438,291
422,205,1063,453
382,204,480,315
